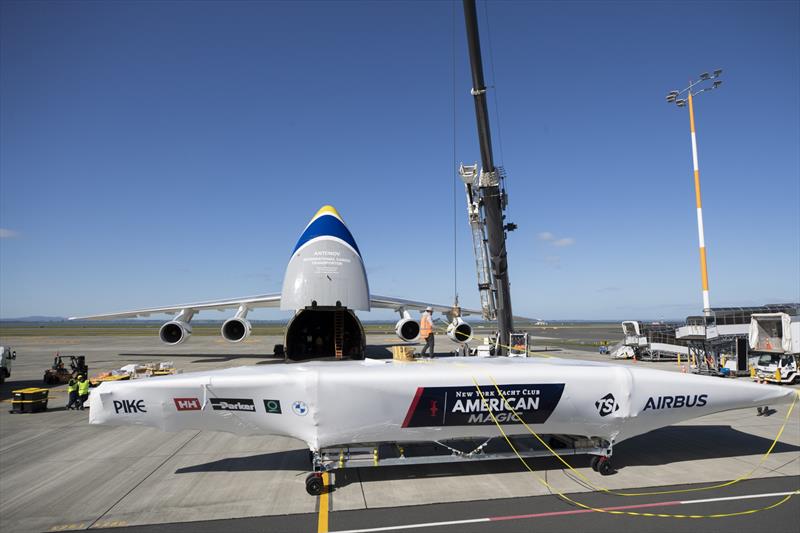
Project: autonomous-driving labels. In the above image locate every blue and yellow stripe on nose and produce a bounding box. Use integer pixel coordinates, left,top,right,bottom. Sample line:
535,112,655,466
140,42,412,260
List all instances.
292,205,361,256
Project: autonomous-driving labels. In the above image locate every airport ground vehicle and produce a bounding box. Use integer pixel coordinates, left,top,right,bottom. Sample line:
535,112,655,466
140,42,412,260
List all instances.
750,312,799,384
43,355,88,385
755,354,799,384
0,346,16,384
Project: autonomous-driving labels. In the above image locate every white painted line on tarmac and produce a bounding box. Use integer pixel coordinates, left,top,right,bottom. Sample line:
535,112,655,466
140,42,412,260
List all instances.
681,490,800,505
333,516,491,533
331,490,799,533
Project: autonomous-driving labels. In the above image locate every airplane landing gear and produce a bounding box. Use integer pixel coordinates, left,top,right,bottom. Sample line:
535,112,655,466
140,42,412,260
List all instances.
305,472,325,496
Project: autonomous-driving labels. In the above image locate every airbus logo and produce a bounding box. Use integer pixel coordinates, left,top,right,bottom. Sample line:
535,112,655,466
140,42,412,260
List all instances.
595,393,620,417
644,394,707,411
292,401,308,416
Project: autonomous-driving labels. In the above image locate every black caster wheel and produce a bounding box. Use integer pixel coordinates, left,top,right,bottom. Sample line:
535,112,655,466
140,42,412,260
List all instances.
590,455,600,472
597,457,614,476
306,473,324,496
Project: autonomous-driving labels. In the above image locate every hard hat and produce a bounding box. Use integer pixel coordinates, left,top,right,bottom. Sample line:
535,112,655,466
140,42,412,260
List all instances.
425,307,433,312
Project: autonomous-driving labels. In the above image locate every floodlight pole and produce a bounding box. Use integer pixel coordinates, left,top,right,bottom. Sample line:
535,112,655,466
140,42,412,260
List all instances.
686,90,711,315
666,71,722,317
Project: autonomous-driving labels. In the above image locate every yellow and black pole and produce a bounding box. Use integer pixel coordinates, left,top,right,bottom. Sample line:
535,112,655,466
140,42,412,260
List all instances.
666,70,722,316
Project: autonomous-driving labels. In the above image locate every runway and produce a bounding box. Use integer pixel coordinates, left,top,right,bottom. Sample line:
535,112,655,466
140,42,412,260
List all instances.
91,477,800,533
0,331,797,532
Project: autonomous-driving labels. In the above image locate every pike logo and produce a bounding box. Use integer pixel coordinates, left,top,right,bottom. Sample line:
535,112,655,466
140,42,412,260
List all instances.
113,399,146,414
174,398,201,411
402,384,565,428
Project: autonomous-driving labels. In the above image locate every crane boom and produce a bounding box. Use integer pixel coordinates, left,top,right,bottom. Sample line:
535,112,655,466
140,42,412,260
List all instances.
461,0,514,355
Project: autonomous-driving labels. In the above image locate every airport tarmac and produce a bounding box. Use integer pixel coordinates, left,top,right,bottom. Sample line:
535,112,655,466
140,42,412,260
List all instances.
0,331,798,532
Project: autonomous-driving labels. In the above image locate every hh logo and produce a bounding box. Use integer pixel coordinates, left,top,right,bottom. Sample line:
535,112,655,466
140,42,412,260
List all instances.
174,398,201,411
429,400,439,417
113,399,146,414
595,393,620,417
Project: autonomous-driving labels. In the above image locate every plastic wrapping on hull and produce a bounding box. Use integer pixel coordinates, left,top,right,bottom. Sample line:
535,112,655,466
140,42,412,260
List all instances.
90,357,795,450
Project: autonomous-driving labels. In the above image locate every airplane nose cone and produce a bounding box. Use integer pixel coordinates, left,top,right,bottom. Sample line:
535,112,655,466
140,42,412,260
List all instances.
312,205,342,222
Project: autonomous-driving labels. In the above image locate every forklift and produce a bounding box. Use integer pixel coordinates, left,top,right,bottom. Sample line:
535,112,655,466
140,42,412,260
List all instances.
43,355,88,385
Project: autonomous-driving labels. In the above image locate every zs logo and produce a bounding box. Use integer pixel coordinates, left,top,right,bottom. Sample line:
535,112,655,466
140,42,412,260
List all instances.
595,393,620,417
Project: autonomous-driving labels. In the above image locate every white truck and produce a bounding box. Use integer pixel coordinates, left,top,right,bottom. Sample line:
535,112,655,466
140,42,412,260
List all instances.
0,346,16,384
750,313,800,384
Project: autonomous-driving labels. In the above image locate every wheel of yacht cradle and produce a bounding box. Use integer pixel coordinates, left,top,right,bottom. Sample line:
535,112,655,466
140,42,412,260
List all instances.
306,473,324,496
597,457,614,476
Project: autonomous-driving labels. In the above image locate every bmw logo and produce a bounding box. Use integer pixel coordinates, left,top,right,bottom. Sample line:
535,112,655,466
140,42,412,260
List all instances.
292,401,309,416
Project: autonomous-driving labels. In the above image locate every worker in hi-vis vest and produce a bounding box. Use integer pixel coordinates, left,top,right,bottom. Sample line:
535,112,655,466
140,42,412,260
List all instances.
419,307,435,358
66,378,79,410
77,375,91,410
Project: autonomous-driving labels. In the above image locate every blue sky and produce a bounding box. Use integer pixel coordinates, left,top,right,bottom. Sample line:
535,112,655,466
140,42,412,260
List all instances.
1,0,797,321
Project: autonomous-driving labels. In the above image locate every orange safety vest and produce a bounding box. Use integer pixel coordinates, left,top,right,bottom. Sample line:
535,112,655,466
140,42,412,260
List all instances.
420,314,433,339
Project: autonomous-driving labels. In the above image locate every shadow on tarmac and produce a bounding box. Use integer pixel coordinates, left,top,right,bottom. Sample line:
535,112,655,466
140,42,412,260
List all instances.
365,345,394,359
0,378,64,401
173,424,799,486
175,448,312,473
118,353,285,364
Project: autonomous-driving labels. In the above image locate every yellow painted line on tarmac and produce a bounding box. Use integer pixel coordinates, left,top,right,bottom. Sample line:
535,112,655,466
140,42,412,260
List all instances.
318,472,329,533
49,522,87,531
92,519,129,528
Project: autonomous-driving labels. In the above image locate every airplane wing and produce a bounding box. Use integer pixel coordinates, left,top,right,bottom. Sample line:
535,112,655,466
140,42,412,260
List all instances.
69,294,282,320
369,295,483,317
370,295,537,322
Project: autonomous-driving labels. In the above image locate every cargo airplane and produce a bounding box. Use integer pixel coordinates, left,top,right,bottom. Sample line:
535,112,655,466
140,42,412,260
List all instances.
71,205,477,360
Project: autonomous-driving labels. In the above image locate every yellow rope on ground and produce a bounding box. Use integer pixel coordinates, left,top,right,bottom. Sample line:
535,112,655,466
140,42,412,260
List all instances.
485,375,800,497
423,322,800,512
470,376,800,519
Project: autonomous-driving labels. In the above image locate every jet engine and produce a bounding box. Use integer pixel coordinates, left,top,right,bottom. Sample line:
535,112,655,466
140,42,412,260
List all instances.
221,317,252,343
395,317,421,342
447,318,473,343
159,321,192,345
